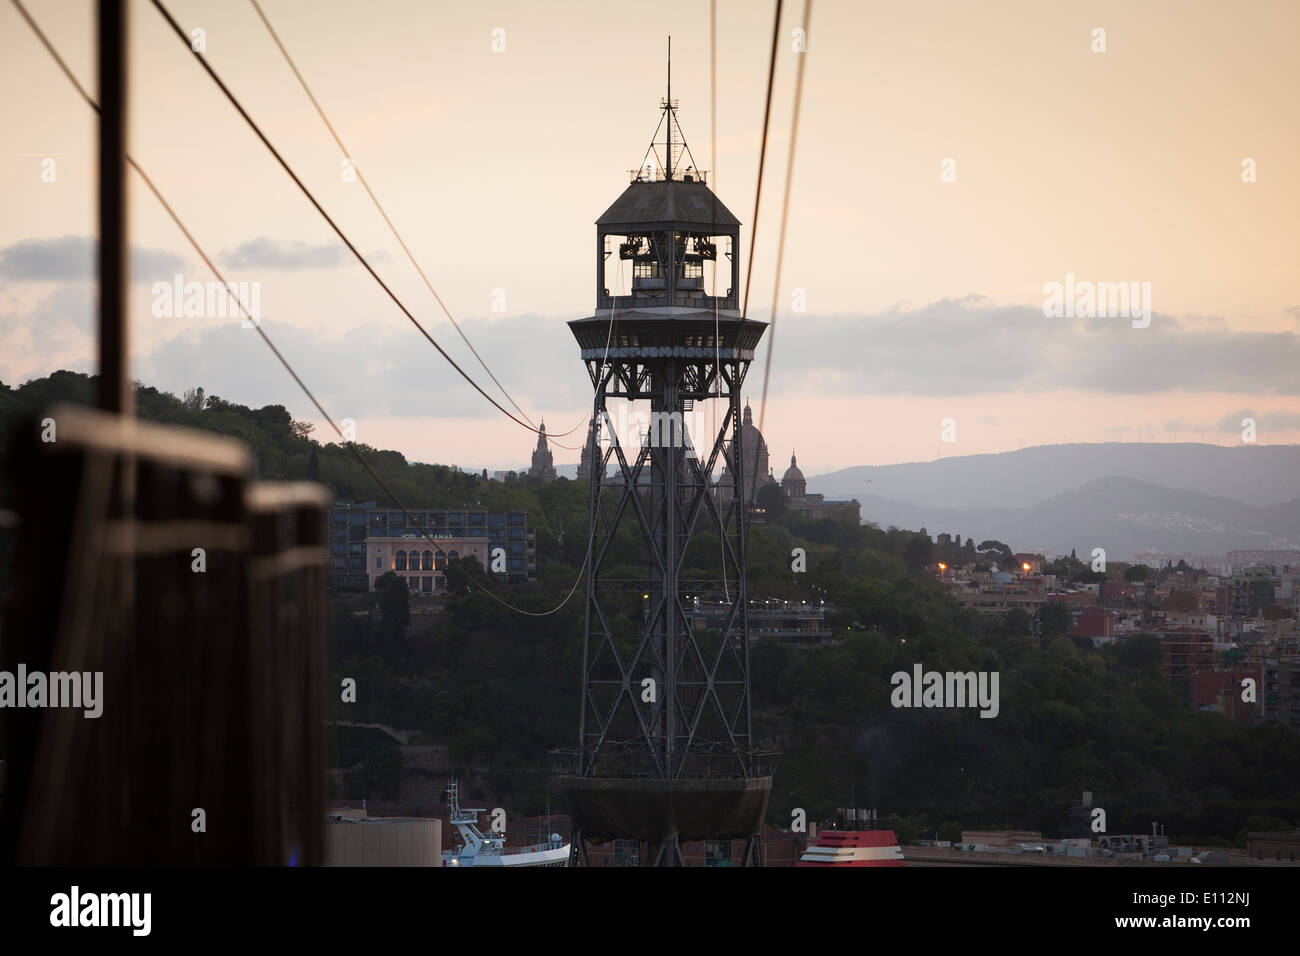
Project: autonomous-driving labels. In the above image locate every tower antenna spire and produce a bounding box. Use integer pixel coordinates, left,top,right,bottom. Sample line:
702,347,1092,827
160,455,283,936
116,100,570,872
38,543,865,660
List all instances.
665,35,672,179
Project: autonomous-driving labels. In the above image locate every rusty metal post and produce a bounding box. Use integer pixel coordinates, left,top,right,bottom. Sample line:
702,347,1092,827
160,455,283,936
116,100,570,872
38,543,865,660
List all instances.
97,0,131,417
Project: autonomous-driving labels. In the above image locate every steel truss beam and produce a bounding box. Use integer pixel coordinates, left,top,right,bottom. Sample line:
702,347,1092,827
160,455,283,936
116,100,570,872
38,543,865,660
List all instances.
575,355,758,780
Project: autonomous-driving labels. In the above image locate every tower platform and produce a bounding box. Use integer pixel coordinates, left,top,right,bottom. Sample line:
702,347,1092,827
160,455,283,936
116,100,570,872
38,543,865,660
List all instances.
560,775,772,843
568,309,766,364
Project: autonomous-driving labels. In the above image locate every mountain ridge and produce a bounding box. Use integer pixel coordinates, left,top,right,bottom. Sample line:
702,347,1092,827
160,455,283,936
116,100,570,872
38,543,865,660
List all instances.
853,474,1300,559
808,442,1300,511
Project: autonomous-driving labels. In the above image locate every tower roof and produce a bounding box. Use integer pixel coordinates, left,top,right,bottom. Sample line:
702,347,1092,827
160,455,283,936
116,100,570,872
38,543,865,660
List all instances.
596,178,740,233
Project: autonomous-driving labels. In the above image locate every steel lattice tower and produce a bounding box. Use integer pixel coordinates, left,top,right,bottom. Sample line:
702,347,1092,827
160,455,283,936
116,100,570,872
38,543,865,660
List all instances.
560,65,773,866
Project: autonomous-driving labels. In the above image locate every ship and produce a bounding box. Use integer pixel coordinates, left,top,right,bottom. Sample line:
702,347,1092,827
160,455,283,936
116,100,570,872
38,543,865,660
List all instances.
797,829,906,867
440,779,569,867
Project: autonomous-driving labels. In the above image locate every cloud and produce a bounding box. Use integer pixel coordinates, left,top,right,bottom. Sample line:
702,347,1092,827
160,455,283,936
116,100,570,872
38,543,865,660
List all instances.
0,235,183,281
123,297,1300,426
0,283,95,383
759,298,1300,396
133,312,588,422
10,283,1300,427
219,238,351,271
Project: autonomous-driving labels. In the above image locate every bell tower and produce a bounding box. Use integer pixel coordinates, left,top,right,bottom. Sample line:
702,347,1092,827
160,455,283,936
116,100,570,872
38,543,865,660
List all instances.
560,44,773,867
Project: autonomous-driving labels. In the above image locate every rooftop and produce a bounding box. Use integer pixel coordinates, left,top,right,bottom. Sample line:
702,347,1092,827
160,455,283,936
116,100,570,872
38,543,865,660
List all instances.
597,177,740,232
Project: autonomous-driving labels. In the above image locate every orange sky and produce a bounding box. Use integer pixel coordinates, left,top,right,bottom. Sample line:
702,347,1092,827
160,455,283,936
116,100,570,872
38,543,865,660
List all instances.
1,0,1296,472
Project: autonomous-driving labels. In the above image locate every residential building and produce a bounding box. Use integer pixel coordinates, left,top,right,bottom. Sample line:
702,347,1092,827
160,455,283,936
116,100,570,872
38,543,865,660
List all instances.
1160,629,1216,680
1191,665,1261,724
1071,606,1115,642
1262,658,1300,729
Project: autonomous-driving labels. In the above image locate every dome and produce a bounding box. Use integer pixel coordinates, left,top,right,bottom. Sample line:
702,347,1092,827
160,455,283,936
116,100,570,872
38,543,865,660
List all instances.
781,452,806,497
782,454,804,484
719,402,774,504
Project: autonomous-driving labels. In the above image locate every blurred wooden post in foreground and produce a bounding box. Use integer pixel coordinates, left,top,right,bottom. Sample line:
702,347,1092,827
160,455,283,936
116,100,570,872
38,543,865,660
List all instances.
0,0,330,865
0,407,329,864
0,408,330,863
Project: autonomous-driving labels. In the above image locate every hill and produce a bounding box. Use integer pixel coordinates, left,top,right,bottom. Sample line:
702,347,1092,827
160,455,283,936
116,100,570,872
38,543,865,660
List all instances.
810,443,1300,559
2,371,1298,844
854,477,1300,558
811,442,1300,509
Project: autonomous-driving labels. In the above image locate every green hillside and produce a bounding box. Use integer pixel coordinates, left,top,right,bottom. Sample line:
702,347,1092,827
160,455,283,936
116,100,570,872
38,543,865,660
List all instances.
3,371,1297,845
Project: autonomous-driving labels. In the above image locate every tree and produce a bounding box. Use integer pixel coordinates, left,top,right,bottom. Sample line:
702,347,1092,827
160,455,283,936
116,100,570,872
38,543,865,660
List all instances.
756,482,787,521
445,554,491,593
361,739,403,800
182,386,205,412
374,571,410,645
1123,564,1151,582
978,539,1009,553
1003,607,1032,635
307,444,320,481
1114,633,1162,675
902,534,933,571
1037,602,1072,639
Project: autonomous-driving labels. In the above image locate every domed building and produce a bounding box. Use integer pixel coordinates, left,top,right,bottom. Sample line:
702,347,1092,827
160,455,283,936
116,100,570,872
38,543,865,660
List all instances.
715,401,777,505
710,403,861,524
780,452,806,497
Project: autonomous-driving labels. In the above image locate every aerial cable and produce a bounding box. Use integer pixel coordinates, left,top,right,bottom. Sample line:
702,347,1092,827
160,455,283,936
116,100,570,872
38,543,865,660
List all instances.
149,0,542,437
757,0,812,440
9,0,585,618
246,0,543,434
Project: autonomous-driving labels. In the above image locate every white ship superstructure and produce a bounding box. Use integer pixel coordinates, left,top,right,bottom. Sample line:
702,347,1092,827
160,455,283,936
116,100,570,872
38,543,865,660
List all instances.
441,779,569,868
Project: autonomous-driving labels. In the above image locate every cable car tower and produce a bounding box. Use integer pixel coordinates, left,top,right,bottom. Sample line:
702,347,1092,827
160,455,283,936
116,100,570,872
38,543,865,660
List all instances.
560,41,773,867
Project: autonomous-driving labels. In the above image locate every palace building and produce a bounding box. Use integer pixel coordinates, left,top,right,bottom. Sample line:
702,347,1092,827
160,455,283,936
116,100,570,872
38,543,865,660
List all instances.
714,402,777,505
326,502,536,592
710,403,860,522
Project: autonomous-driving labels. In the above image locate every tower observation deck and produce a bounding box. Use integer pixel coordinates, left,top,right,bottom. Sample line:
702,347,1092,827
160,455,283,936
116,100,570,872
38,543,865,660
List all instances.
560,47,774,867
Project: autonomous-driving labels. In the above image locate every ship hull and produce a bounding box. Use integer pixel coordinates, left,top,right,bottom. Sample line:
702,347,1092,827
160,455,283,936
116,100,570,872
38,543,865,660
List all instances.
797,830,906,867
